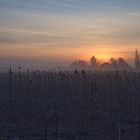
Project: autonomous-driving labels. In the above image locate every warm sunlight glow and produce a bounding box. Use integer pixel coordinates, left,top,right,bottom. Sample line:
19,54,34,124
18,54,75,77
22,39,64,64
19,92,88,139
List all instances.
84,48,117,62
95,54,112,62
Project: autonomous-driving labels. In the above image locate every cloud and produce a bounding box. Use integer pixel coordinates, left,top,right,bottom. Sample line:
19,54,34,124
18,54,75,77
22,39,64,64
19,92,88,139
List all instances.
1,10,140,46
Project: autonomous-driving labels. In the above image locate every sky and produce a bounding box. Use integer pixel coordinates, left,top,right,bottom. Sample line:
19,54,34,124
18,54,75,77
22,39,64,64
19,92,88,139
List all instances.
0,0,140,69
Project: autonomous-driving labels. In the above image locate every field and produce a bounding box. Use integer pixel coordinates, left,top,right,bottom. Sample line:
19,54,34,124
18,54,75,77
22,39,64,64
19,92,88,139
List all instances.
0,69,140,140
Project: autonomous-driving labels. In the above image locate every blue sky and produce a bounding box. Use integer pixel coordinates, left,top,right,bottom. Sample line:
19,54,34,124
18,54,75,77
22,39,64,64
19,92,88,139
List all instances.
0,0,140,10
0,0,140,68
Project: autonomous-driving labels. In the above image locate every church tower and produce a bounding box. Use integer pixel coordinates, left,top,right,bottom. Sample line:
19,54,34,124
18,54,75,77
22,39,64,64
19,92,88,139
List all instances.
135,49,140,69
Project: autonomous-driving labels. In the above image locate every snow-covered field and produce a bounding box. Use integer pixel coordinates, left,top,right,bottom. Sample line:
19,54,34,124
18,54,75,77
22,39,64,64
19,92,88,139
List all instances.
0,70,139,140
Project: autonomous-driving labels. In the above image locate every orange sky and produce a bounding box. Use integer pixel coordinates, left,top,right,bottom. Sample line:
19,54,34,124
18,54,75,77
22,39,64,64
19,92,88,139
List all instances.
0,43,136,64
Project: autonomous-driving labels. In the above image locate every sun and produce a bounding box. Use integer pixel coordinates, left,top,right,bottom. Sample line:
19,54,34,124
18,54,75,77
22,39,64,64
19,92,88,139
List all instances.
95,54,112,62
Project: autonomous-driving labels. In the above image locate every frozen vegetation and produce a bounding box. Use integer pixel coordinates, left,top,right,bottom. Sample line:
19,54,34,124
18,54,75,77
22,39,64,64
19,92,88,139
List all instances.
0,68,140,140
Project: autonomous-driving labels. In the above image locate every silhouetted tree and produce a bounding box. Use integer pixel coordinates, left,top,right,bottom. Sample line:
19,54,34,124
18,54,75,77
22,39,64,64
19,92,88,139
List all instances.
110,57,117,69
118,57,129,70
90,56,97,67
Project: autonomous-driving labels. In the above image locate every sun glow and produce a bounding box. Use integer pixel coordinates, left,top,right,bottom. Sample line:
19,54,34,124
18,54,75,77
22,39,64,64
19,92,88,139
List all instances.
82,45,135,63
84,48,119,62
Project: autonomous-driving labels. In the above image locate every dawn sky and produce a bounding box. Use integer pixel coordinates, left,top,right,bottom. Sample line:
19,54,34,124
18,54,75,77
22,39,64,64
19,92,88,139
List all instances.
0,0,140,69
